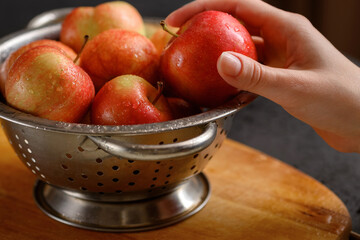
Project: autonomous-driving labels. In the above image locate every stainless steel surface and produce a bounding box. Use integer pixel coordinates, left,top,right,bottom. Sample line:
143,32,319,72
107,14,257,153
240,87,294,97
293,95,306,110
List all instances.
0,9,256,231
34,173,210,232
88,122,218,161
26,8,73,29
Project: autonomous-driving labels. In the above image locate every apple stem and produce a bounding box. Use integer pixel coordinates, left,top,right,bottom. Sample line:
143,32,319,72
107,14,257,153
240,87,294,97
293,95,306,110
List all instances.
73,35,89,64
160,20,179,38
152,81,164,105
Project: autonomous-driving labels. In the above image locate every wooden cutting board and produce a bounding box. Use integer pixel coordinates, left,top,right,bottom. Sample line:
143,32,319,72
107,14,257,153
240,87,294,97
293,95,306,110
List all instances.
0,128,351,240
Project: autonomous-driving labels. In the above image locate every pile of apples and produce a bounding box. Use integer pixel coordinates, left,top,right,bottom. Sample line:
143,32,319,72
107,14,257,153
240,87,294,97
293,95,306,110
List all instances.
0,1,257,125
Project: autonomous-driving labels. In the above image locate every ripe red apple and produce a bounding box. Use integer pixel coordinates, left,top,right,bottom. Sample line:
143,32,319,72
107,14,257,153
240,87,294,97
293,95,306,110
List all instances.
167,97,201,119
5,46,95,123
160,10,257,108
91,75,173,125
60,1,145,52
0,39,76,96
80,29,159,91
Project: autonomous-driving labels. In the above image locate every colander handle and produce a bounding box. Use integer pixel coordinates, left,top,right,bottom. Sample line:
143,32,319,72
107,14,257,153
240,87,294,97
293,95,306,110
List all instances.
87,122,218,161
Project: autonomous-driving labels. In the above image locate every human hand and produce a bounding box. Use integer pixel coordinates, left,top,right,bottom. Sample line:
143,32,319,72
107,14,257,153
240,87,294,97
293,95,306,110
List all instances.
166,0,360,152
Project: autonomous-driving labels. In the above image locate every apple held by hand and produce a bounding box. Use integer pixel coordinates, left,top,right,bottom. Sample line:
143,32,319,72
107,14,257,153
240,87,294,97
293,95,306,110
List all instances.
0,39,76,96
160,10,257,108
5,46,95,123
91,75,173,125
80,29,159,91
60,1,145,52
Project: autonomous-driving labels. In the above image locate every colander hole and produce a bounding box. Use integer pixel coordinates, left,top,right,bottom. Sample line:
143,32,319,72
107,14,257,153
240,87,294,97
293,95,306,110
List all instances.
96,158,102,163
68,177,74,182
224,117,228,120
128,160,134,163
15,134,19,140
150,184,155,188
156,161,161,164
27,148,32,153
173,138,178,143
128,182,135,186
152,177,157,181
133,170,140,175
97,171,103,176
166,174,171,178
81,174,88,179
18,144,23,149
61,164,68,170
40,174,46,179
209,156,213,160
9,140,12,145
112,178,119,182
112,166,119,170
116,190,122,193
169,166,173,170
191,165,196,170
193,154,199,159
154,169,159,173
220,129,224,134
26,162,31,167
165,181,169,184
31,158,36,163
35,166,40,171
194,170,199,174
80,187,87,191
159,141,164,145
97,182,103,186
22,153,27,158
162,186,167,190
32,170,36,174
204,154,209,159
99,192,104,195
65,153,72,159
215,143,219,148
78,146,85,152
24,139,29,144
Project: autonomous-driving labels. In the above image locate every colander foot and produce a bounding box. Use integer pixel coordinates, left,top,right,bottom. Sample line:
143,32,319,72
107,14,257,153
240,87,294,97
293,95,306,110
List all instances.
33,173,211,232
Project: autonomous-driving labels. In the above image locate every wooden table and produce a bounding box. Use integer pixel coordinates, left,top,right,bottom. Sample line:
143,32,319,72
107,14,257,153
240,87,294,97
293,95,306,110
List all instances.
0,128,352,240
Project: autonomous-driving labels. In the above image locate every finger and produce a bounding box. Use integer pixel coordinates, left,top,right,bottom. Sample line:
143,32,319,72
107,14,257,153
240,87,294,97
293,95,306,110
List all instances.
166,0,287,30
251,36,265,63
217,51,303,106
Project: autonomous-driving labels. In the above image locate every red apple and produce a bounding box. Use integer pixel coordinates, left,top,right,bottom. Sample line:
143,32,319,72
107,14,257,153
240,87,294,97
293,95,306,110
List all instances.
60,1,145,53
5,46,95,123
0,39,76,96
80,29,159,91
160,10,257,108
167,97,201,119
91,75,173,125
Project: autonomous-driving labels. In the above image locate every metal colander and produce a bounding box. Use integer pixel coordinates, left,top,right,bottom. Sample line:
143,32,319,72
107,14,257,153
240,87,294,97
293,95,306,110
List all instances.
0,10,256,232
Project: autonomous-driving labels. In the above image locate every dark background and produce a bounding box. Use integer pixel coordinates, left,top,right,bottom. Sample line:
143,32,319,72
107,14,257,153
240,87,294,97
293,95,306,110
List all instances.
1,0,360,233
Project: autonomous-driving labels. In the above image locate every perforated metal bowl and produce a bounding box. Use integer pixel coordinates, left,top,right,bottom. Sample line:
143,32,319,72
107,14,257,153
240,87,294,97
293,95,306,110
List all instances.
0,9,256,232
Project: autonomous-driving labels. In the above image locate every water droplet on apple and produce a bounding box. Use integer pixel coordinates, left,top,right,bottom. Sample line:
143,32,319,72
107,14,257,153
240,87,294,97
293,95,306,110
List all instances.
225,23,231,30
234,27,240,32
176,56,184,68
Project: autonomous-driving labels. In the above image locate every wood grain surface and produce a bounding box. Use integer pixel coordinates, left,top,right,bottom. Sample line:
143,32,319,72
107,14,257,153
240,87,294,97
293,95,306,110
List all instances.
0,128,351,240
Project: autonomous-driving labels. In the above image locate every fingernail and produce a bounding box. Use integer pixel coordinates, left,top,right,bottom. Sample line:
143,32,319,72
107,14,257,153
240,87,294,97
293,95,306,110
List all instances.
218,52,241,77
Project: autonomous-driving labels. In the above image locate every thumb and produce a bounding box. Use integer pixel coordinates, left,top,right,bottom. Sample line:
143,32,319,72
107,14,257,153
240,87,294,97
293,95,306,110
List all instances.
217,51,297,105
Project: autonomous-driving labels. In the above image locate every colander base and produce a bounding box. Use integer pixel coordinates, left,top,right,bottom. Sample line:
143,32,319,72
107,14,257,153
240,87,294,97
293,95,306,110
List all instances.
33,173,211,232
